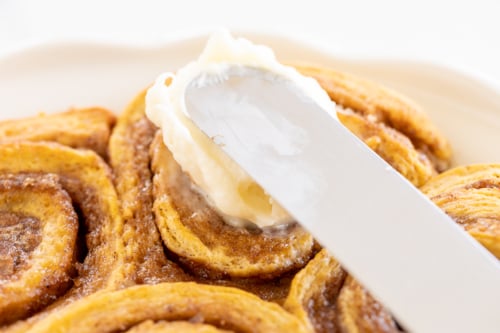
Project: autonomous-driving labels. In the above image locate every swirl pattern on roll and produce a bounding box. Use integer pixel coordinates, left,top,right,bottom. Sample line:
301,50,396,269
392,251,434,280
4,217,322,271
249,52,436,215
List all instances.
292,64,452,186
0,109,125,329
285,250,403,333
421,164,500,258
24,282,308,333
0,174,77,324
109,91,314,302
0,108,115,159
1,63,465,332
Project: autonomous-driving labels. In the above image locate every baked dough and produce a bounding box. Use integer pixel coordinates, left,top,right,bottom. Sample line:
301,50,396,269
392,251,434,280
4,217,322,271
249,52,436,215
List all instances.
0,108,115,158
292,64,452,186
0,141,124,329
24,282,308,333
108,90,314,303
422,164,500,258
285,250,401,333
0,174,77,325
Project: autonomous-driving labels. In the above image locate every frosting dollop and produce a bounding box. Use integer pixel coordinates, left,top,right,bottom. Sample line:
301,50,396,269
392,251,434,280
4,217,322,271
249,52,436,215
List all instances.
145,30,335,228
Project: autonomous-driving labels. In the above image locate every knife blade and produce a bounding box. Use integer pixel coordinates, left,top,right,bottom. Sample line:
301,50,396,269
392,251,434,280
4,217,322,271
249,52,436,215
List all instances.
184,66,500,333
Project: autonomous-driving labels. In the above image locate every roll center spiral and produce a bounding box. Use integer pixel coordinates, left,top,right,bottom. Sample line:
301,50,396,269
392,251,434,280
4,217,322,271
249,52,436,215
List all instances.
0,212,42,279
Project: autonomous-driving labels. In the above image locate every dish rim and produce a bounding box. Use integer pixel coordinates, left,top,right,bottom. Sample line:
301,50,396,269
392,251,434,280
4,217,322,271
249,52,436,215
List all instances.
1,29,499,95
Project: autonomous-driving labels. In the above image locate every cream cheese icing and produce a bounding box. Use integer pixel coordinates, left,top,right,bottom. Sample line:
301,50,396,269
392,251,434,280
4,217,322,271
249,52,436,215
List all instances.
145,30,335,228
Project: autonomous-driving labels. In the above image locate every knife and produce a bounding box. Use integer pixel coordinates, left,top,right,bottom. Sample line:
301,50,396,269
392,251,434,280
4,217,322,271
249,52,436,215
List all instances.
184,66,500,333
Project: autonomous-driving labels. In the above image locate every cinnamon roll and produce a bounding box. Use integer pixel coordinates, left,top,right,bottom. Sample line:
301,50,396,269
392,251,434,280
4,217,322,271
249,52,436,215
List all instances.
108,90,186,286
107,63,454,331
125,321,232,333
109,91,313,302
24,282,308,333
0,109,125,330
0,108,115,159
292,64,452,186
421,164,500,258
284,250,402,333
0,62,463,333
0,173,77,325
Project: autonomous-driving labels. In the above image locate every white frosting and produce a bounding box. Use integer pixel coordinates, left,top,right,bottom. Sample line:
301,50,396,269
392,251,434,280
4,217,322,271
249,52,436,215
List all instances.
146,30,335,228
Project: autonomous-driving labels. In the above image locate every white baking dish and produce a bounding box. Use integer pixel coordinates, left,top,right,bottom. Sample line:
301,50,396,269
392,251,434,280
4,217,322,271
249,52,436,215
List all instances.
1,32,499,167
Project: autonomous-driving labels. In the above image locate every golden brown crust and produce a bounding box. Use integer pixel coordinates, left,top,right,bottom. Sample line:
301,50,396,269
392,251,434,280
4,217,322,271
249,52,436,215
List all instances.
0,142,125,330
421,164,500,258
108,90,188,285
337,109,436,186
125,321,233,333
292,64,452,186
0,174,77,325
284,249,346,333
1,64,459,332
107,90,314,303
337,277,401,333
150,132,315,279
284,250,401,333
25,282,308,333
0,108,116,158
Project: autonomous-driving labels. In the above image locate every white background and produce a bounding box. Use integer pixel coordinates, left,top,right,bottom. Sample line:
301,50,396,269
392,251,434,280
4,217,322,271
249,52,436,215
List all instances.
1,0,500,86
